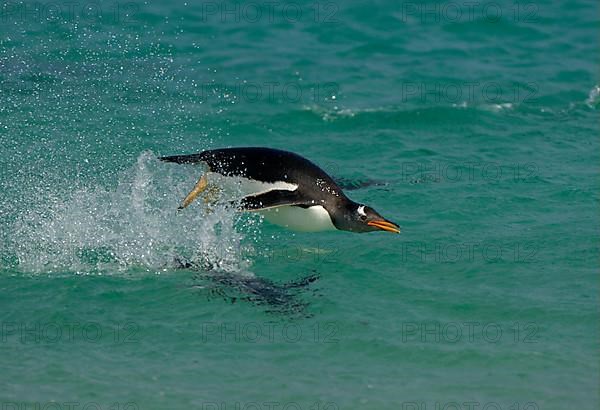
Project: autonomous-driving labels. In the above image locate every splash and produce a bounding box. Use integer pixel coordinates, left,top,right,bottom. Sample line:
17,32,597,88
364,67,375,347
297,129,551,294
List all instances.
585,85,600,108
9,151,255,275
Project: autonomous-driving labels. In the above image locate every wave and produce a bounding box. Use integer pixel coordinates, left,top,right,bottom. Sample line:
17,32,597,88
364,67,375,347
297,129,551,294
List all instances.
301,88,597,123
585,85,600,108
301,102,511,124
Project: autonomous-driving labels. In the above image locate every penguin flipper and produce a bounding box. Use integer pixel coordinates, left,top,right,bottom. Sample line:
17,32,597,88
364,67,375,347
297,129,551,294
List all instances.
239,190,309,211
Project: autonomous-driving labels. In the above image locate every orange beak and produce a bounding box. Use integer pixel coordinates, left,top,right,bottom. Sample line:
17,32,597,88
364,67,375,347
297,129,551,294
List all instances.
367,220,401,234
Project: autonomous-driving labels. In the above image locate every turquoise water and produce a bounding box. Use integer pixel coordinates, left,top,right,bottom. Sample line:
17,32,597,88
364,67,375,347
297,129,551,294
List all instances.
1,0,599,408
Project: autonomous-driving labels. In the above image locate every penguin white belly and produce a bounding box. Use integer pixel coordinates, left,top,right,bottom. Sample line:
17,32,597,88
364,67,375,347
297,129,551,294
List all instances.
204,172,335,231
259,205,336,232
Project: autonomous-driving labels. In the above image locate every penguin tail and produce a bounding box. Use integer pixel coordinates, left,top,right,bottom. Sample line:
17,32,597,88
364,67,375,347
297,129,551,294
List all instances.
159,153,204,164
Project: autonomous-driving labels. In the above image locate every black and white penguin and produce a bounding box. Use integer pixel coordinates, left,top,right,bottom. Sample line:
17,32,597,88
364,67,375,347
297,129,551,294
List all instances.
159,147,400,234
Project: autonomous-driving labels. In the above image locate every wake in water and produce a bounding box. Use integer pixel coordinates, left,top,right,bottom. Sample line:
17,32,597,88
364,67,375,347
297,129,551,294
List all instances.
7,151,320,315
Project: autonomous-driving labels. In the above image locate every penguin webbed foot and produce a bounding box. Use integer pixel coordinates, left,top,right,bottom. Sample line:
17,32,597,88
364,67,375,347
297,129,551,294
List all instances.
178,174,208,209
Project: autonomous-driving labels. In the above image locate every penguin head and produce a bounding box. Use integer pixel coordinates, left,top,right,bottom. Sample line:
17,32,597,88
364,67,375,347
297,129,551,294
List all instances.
335,202,400,233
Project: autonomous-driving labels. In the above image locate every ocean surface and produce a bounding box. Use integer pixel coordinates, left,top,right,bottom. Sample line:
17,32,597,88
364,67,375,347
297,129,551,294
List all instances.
0,0,598,408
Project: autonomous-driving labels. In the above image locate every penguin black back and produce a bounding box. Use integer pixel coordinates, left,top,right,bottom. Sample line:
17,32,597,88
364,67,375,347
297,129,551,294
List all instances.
161,147,346,201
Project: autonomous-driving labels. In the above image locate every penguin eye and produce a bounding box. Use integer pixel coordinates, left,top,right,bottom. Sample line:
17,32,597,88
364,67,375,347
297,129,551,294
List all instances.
357,205,368,221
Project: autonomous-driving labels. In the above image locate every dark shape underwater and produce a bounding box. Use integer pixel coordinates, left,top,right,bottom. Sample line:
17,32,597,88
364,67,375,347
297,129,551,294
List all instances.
175,257,320,317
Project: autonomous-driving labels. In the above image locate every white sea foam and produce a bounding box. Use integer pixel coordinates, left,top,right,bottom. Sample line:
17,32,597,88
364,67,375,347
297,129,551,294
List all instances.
10,151,256,275
481,102,514,112
302,104,359,121
585,85,600,108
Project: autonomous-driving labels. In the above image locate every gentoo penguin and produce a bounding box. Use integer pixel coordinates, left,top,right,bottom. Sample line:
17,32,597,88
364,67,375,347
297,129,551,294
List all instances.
159,147,400,234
